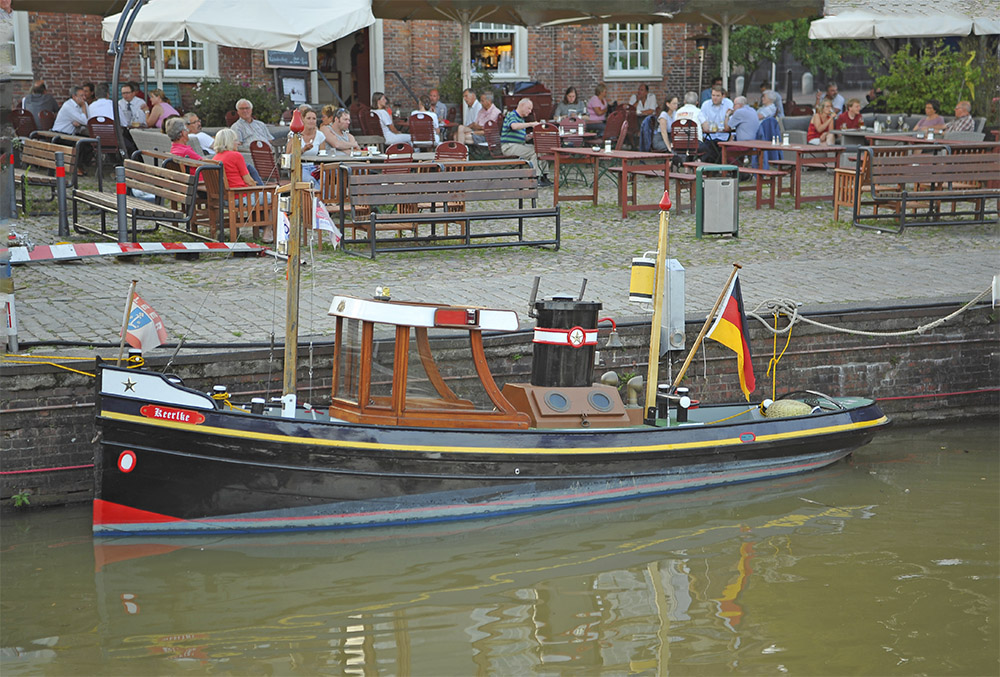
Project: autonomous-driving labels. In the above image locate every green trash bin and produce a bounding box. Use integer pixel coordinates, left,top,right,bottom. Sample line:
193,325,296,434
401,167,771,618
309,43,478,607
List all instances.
695,164,739,238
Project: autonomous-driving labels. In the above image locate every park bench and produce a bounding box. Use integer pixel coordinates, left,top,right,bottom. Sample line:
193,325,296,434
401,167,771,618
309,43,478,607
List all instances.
851,147,1000,233
72,159,208,242
140,149,226,240
14,137,84,216
832,145,928,221
341,162,560,258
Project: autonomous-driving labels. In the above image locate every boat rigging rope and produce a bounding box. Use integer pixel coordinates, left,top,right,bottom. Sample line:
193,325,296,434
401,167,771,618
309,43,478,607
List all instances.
747,284,993,338
767,312,794,401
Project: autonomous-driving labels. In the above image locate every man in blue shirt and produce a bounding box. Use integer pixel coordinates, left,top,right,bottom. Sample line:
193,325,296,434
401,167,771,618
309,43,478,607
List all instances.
724,97,760,142
501,98,550,186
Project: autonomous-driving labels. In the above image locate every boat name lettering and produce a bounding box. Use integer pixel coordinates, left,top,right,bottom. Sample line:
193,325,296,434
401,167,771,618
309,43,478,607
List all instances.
140,405,206,424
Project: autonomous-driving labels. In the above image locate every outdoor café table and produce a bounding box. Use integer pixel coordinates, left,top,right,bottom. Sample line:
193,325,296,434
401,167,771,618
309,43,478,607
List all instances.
552,147,671,218
719,140,844,209
313,151,437,162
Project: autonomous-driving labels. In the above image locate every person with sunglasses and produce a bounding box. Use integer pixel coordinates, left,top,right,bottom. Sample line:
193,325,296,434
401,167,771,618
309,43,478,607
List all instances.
320,105,361,154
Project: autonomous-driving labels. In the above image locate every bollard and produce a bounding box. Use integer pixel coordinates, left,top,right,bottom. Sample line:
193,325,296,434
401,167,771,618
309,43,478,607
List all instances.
55,151,69,238
3,152,15,220
115,165,128,243
1,249,17,353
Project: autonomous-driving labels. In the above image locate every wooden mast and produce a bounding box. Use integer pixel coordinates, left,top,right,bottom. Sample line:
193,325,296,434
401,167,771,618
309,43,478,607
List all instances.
644,192,672,424
283,111,305,405
670,263,742,390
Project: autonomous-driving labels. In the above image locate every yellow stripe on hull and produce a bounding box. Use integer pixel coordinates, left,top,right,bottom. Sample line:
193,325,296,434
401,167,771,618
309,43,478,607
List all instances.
101,410,889,457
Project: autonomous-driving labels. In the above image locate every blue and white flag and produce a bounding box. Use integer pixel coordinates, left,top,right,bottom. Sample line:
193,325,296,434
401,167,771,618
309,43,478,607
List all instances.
123,294,167,351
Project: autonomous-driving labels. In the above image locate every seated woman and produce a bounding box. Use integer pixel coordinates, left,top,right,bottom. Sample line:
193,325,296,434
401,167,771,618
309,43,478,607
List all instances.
757,91,777,120
553,87,584,119
371,91,410,144
807,99,836,145
320,105,361,155
913,99,945,131
835,98,864,130
297,105,325,189
145,89,179,130
410,94,440,144
214,128,272,242
653,96,679,152
165,118,202,175
586,83,608,135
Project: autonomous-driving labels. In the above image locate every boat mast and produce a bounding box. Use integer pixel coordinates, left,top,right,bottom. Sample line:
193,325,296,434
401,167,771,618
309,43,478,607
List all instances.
670,263,742,390
283,113,305,403
644,192,672,424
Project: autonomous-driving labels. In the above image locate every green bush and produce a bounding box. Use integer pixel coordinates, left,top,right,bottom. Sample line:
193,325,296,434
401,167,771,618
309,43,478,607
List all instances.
193,77,290,126
438,55,494,107
874,40,981,114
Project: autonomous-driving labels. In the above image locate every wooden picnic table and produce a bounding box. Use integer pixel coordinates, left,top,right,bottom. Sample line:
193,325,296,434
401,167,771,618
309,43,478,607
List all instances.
719,140,844,209
552,147,671,218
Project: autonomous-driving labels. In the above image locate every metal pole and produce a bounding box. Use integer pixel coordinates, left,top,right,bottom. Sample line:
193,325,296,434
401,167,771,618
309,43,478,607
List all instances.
110,0,146,163
55,151,69,238
115,165,128,242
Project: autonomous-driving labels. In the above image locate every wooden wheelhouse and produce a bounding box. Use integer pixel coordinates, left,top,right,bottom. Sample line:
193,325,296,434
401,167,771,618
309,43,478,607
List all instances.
328,296,530,429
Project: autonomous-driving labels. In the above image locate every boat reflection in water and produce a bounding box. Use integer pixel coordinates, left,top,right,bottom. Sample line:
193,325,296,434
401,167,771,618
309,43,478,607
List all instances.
94,467,875,673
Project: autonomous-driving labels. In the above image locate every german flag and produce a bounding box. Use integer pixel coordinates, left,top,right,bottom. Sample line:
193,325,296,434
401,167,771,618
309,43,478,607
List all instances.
706,274,755,400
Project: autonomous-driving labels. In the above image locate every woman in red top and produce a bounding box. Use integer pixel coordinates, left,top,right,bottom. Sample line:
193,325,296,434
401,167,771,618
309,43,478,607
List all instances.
166,118,202,175
835,98,863,130
214,128,273,242
807,99,836,145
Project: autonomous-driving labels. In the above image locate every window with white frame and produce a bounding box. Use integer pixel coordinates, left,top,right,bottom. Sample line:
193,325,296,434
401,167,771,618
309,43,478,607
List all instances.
470,22,527,80
8,11,33,78
153,33,218,78
603,24,661,80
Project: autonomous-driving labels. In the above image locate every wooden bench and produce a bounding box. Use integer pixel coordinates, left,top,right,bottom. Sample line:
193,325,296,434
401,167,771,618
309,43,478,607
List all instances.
140,149,226,240
852,148,1000,233
342,163,560,258
735,167,788,209
14,137,83,216
72,159,206,242
833,145,929,221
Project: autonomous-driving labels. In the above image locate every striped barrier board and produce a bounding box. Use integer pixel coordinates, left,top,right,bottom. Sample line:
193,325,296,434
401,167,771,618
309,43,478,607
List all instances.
4,242,266,265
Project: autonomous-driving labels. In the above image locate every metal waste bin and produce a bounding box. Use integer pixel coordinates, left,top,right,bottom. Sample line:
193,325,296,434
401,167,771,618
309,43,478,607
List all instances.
695,164,739,238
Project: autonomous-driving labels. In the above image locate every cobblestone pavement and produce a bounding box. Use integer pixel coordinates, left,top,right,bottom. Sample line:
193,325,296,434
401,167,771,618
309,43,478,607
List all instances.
3,169,998,357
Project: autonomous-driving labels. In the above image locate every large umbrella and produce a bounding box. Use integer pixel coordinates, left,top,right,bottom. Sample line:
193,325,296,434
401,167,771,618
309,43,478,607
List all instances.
809,4,1000,39
101,0,374,51
12,0,126,13
370,0,686,92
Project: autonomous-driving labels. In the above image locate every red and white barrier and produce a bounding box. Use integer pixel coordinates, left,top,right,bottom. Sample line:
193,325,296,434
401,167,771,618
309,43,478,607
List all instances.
4,242,266,265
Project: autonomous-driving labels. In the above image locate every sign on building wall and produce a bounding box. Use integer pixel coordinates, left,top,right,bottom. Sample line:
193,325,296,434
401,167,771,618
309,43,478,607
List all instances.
265,44,310,70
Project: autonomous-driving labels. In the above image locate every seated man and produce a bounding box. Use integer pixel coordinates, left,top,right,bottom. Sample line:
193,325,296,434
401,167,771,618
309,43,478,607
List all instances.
933,101,975,134
321,106,361,155
118,82,147,129
699,85,732,161
673,91,705,142
815,82,845,115
183,112,214,155
458,91,500,145
429,88,448,123
53,85,89,135
759,82,784,118
724,96,760,143
835,98,864,130
230,97,271,185
88,83,114,119
454,88,482,145
629,83,657,117
757,91,777,121
22,80,59,129
500,98,550,186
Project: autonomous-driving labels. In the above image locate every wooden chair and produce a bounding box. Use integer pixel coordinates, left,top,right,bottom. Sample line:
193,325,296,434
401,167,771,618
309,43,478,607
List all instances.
408,112,436,149
434,141,468,160
38,109,56,131
559,116,585,147
250,140,280,183
536,122,558,133
482,119,517,160
600,109,628,147
624,105,639,149
319,162,370,241
598,118,630,184
87,116,120,173
224,110,239,126
384,142,414,165
11,108,36,138
359,108,383,137
223,177,277,242
671,119,702,165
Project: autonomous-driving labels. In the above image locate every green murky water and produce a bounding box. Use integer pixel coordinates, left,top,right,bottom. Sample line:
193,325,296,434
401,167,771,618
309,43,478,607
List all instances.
2,423,997,675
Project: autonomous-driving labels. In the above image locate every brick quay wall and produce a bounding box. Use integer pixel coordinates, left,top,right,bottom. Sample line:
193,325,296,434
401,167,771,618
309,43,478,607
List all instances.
2,302,997,509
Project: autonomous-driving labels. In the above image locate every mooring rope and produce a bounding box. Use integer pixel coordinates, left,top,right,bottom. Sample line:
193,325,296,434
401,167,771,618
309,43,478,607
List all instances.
748,285,993,338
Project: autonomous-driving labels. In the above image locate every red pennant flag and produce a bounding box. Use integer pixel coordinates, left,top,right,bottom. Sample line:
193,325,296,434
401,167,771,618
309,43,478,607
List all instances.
122,294,167,351
706,274,755,400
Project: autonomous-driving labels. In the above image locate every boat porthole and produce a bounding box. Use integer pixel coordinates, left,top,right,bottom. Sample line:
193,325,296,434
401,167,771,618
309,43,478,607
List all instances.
588,391,613,412
740,432,756,443
544,391,570,412
118,450,136,473
514,468,520,475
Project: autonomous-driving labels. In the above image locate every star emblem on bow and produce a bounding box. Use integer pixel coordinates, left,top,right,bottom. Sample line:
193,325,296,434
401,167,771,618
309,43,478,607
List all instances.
122,378,137,392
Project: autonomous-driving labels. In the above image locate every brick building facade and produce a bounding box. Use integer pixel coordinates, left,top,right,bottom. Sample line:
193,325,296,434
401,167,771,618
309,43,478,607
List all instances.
10,12,717,118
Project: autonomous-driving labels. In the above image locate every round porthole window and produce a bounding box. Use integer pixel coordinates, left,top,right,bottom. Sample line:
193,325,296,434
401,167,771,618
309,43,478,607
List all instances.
588,391,613,412
544,391,570,412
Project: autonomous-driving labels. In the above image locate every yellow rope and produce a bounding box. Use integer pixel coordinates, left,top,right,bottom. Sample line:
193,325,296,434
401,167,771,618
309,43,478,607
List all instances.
0,359,95,378
766,311,794,401
703,407,756,425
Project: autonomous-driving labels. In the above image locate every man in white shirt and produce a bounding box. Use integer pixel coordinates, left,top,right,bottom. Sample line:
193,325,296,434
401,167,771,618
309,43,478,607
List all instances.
815,82,845,115
456,88,482,145
183,112,215,155
629,83,657,117
673,91,704,142
118,82,147,128
88,83,114,120
53,86,89,134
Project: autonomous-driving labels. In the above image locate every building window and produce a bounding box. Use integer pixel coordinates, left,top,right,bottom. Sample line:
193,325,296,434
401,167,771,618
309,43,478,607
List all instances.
603,24,661,81
8,11,32,78
152,33,218,78
470,22,527,81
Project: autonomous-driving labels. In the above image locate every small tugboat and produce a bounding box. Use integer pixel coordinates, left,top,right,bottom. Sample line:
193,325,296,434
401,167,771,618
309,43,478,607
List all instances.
92,119,888,536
